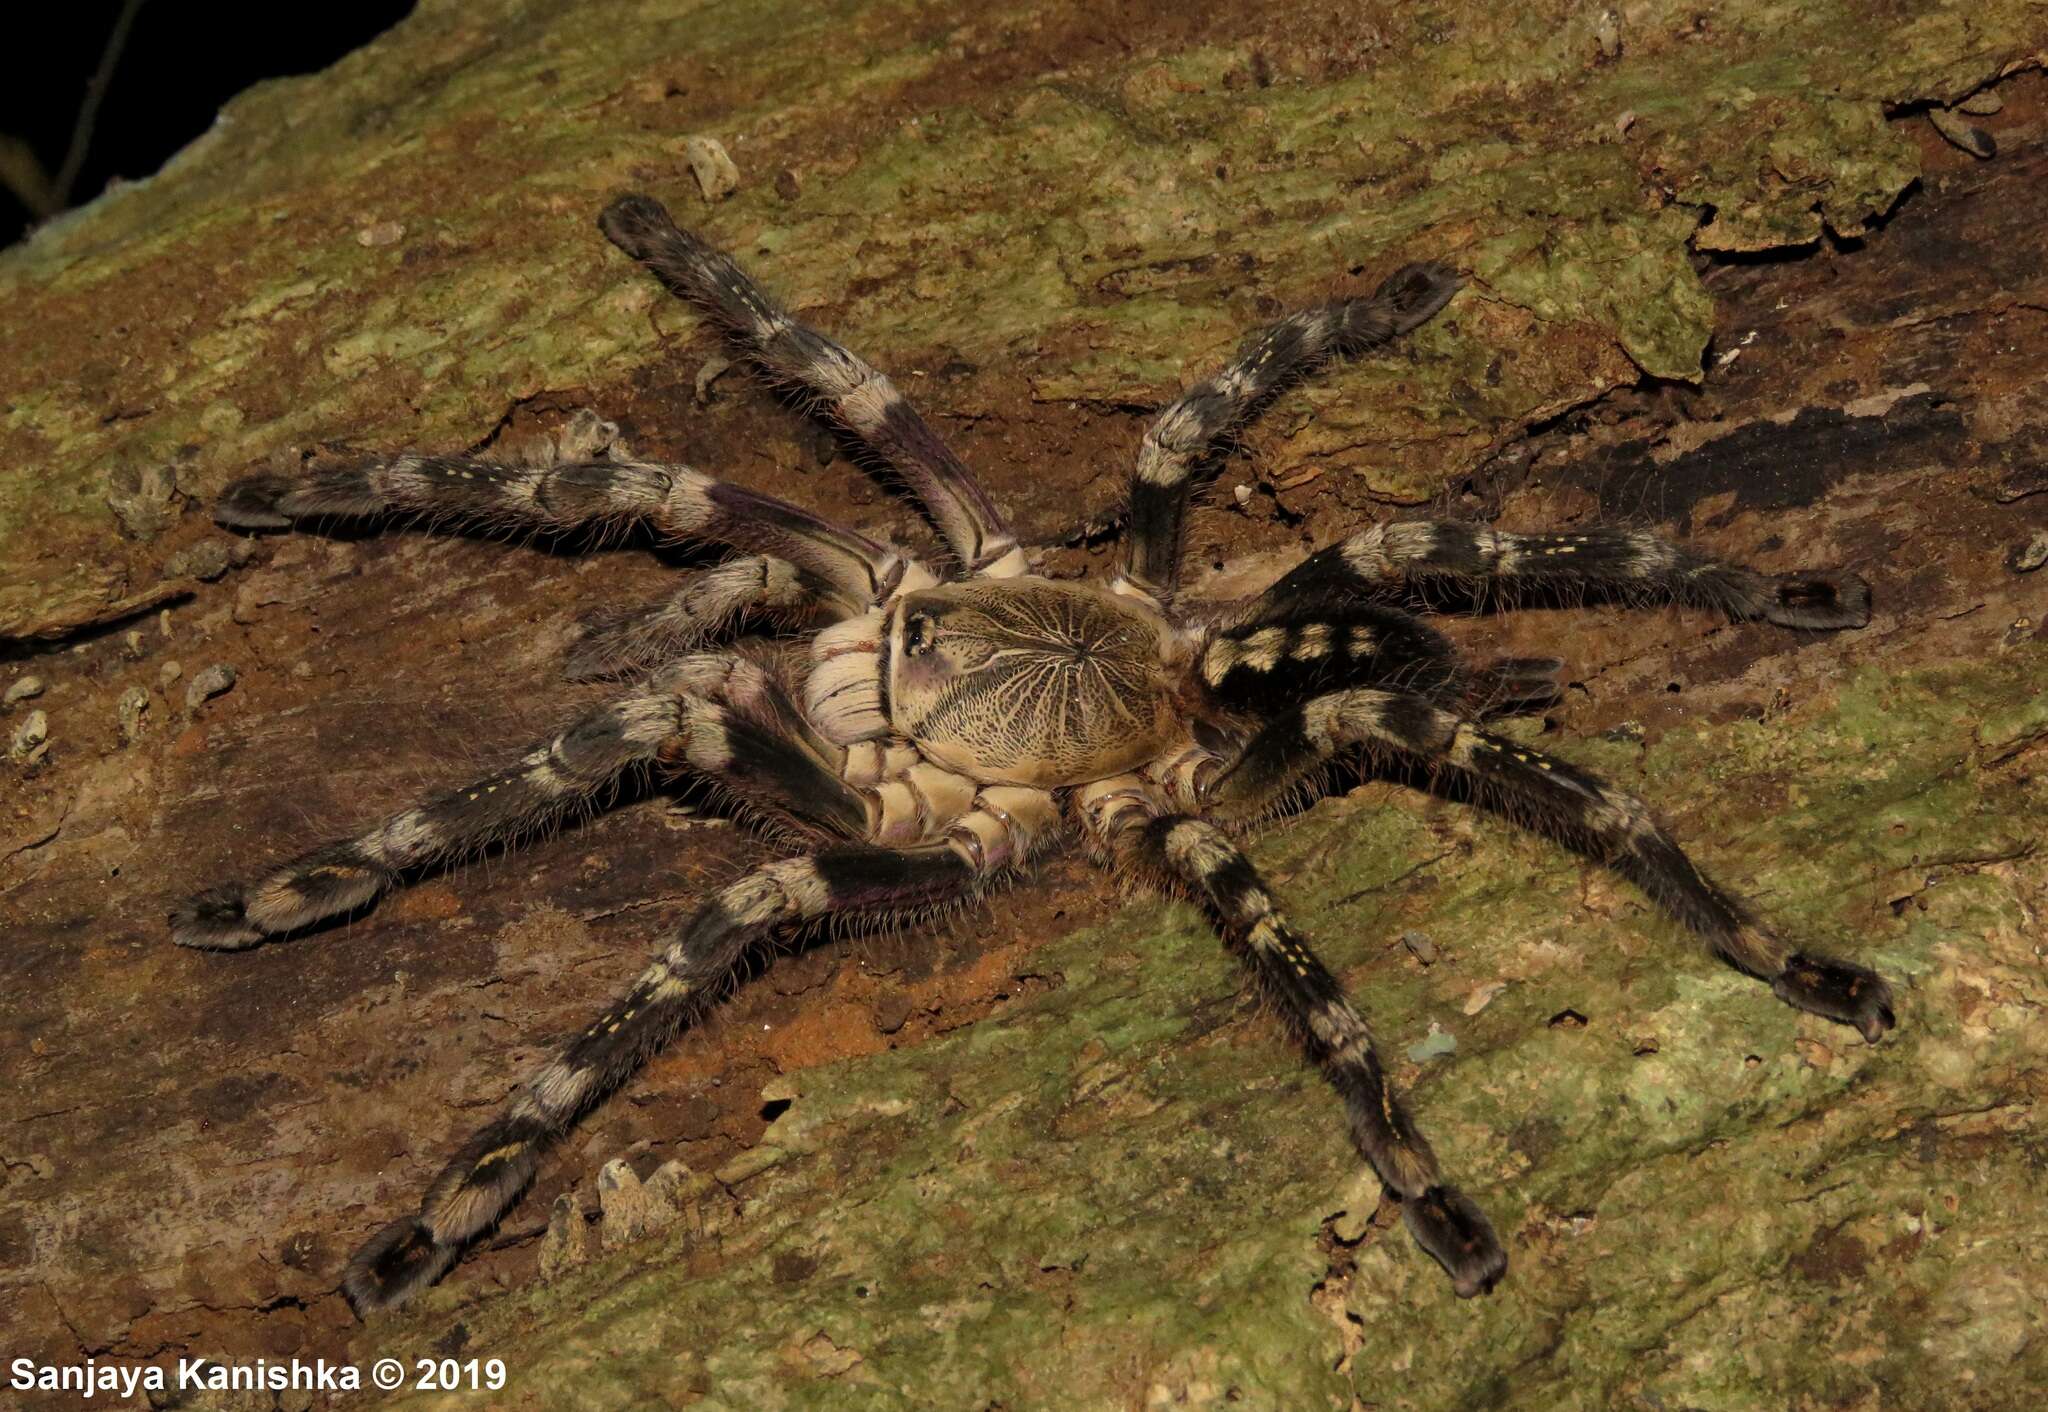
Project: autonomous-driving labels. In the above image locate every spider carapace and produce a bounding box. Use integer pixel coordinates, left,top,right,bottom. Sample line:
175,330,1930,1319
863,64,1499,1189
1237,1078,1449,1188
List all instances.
849,578,1185,789
173,192,1895,1316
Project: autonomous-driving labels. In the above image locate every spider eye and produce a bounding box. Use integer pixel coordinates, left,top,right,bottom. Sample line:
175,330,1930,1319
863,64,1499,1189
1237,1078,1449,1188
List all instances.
904,613,938,657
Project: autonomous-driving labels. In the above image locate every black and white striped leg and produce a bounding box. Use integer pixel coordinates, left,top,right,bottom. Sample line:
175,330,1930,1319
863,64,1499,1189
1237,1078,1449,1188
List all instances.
1095,800,1503,1297
598,194,1026,576
1197,599,1561,730
169,684,685,950
1252,521,1871,629
1205,689,1896,1041
1197,599,1465,713
169,656,864,948
664,665,870,841
1114,263,1461,601
214,453,667,539
341,844,979,1315
216,452,927,616
563,554,816,681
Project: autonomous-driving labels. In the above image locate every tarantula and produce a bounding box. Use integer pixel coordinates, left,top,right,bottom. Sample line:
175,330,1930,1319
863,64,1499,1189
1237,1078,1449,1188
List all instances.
172,192,1895,1317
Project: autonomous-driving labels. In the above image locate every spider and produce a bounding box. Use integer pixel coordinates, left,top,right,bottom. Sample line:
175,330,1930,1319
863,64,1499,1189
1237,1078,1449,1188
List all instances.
172,192,1896,1317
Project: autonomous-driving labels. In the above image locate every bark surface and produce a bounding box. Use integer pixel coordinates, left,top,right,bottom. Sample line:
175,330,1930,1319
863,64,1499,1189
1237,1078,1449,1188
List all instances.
2,2,2045,1407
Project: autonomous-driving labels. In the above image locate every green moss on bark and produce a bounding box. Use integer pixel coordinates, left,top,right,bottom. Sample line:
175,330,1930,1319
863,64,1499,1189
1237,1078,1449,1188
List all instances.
358,653,2046,1411
6,0,2044,1406
4,0,2037,629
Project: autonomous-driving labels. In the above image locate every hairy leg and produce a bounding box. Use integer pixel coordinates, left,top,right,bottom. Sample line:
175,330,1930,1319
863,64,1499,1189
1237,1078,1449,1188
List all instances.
1250,521,1870,629
1082,785,1504,1297
1194,598,1560,737
563,554,814,681
1113,263,1461,603
1462,656,1568,720
344,780,1061,1314
1196,597,1466,712
216,452,930,616
344,845,979,1312
1205,688,1896,1041
170,656,866,949
599,193,1026,577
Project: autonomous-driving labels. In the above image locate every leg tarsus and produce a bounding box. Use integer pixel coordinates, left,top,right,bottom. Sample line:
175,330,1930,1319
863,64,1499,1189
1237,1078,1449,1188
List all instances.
1400,1184,1507,1298
343,1217,460,1318
1773,952,1896,1042
169,885,265,950
1374,263,1464,332
1759,571,1871,630
171,848,393,950
213,473,296,530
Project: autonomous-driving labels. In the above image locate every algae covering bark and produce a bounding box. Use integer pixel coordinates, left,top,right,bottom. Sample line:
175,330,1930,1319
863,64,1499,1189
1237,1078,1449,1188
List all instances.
3,0,2040,623
2,0,2045,1409
381,661,2048,1412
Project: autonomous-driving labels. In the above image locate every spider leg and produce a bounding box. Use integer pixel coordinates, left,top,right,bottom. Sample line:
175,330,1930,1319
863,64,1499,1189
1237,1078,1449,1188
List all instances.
170,655,866,949
1112,263,1461,603
1248,521,1870,630
1205,689,1896,1042
562,553,813,681
1463,656,1568,720
1198,596,1465,708
599,194,1027,577
216,452,930,616
1196,593,1565,731
1080,785,1505,1298
344,781,1061,1314
342,846,977,1314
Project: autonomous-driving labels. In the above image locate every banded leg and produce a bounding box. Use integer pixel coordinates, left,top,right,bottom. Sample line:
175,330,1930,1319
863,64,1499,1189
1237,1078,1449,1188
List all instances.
599,194,1026,577
1206,689,1896,1040
1114,263,1461,602
169,656,864,949
1196,594,1562,724
1082,786,1504,1297
660,659,870,841
216,453,929,616
1251,521,1870,629
1197,599,1465,712
563,554,814,680
343,842,992,1314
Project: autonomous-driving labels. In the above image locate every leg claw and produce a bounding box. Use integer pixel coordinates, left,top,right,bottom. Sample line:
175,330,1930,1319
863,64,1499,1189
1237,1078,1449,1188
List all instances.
1761,571,1870,630
213,474,297,530
342,1217,459,1318
1774,953,1896,1042
169,886,263,950
1402,1184,1507,1298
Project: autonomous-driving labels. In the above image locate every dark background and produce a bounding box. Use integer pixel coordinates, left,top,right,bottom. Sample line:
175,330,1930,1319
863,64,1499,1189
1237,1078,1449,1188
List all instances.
2,1,414,248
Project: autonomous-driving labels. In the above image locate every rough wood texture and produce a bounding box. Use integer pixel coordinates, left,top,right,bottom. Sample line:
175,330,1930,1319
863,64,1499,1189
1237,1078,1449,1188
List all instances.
2,2,2044,1407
